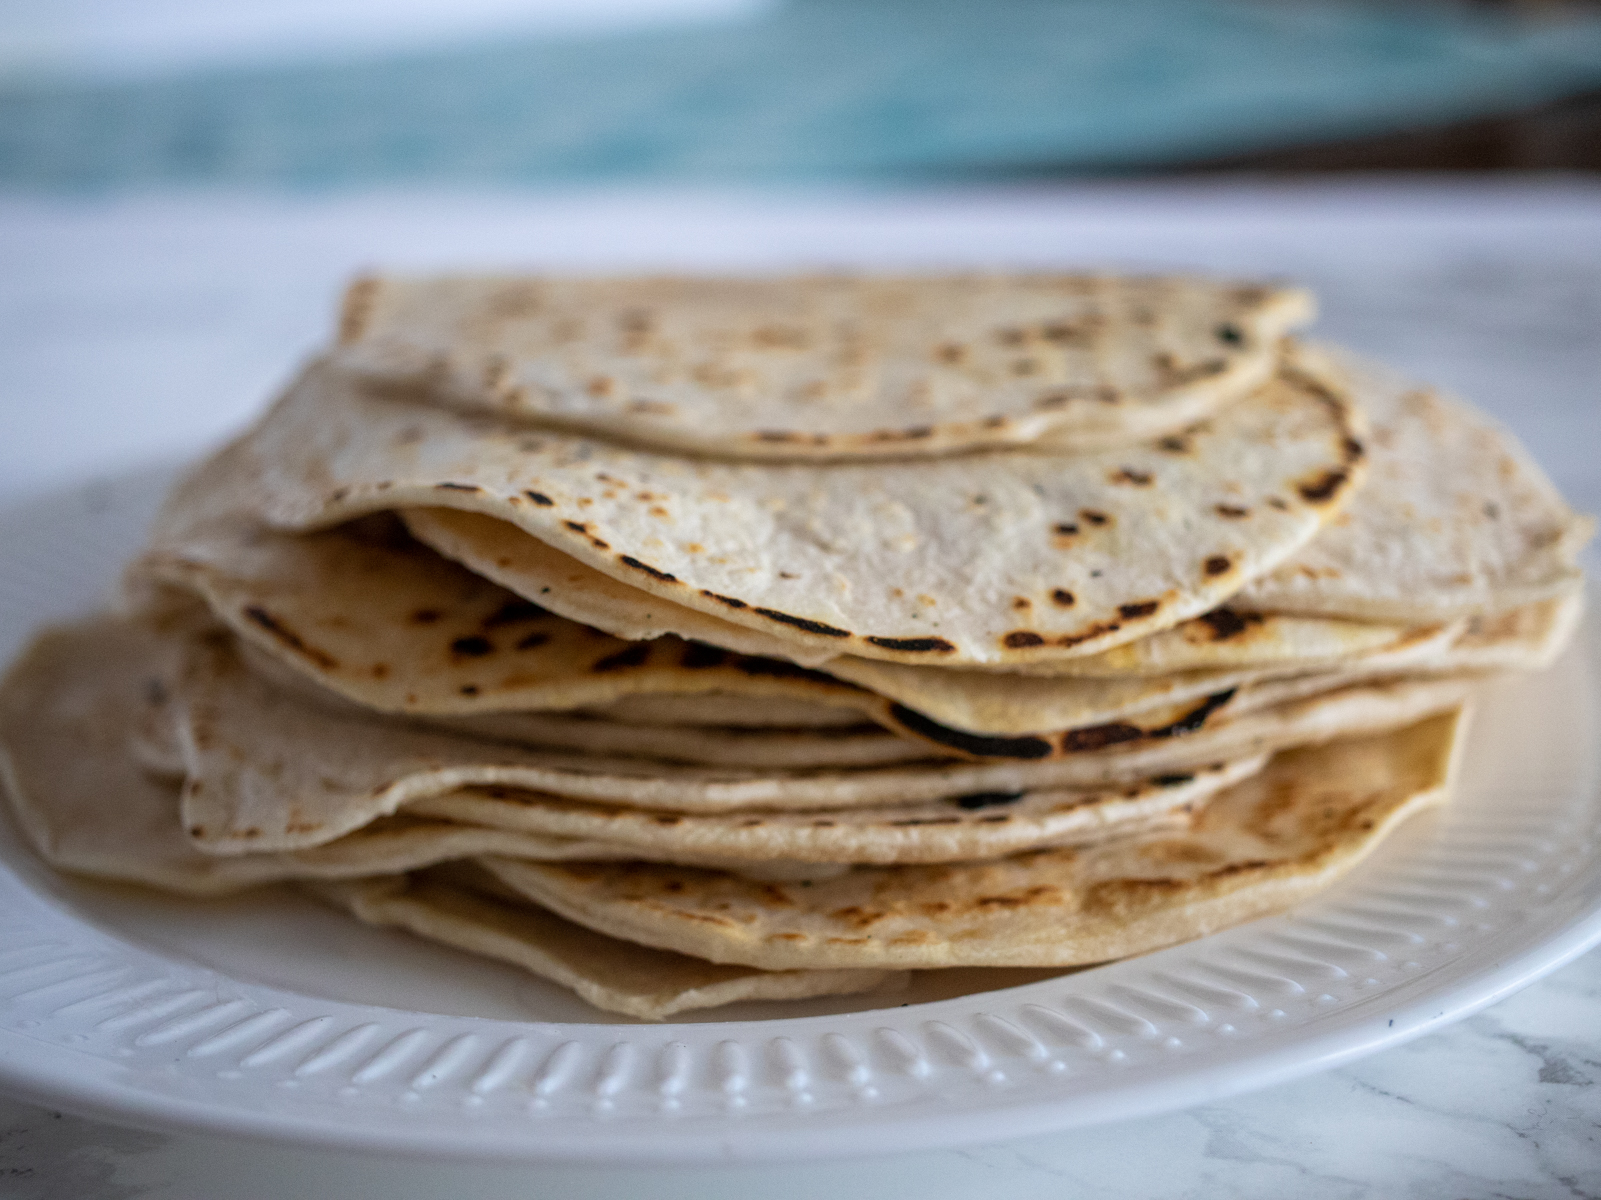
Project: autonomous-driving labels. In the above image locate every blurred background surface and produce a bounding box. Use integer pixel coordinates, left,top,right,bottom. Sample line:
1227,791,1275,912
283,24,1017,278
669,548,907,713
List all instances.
4,0,1601,190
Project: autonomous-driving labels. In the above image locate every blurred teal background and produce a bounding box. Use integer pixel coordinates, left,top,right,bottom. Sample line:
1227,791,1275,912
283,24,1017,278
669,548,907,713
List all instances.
4,0,1601,190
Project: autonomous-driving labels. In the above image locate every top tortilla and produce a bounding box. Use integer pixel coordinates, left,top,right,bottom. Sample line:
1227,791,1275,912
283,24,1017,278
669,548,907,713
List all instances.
238,358,1364,667
332,274,1315,460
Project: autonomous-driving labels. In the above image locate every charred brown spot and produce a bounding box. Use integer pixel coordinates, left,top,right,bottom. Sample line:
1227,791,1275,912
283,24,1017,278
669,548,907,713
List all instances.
1297,469,1349,504
889,703,1053,760
1061,722,1146,752
1344,437,1365,462
1012,597,1031,611
1154,772,1195,786
1158,436,1191,454
459,685,479,696
1051,589,1076,607
1215,322,1244,345
483,599,548,627
1110,467,1153,486
953,791,1025,810
434,482,480,492
411,609,442,624
702,590,747,610
1204,555,1233,577
561,519,611,550
1079,509,1109,526
591,644,651,672
515,631,550,650
1054,522,1079,537
370,664,390,680
752,608,851,638
1055,620,1122,648
681,642,728,669
525,491,555,507
1120,600,1161,619
451,636,494,657
1004,630,1046,649
1215,504,1249,519
1151,690,1236,737
864,636,956,653
1199,609,1264,641
1267,496,1289,510
618,555,678,583
243,607,339,670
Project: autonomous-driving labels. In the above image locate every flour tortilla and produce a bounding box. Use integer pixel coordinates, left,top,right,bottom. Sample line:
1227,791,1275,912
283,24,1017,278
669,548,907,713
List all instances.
1237,343,1593,620
332,274,1314,459
0,622,899,1012
234,644,931,770
131,452,870,715
428,710,931,770
480,709,1467,970
399,756,1263,866
580,693,869,728
241,358,1364,666
135,455,1443,737
0,615,655,895
1448,592,1584,670
163,612,1475,852
164,621,1270,862
309,874,906,1020
411,505,1442,682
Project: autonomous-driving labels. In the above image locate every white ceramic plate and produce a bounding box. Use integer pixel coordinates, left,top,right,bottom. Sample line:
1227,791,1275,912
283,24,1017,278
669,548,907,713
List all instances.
1,465,1599,1165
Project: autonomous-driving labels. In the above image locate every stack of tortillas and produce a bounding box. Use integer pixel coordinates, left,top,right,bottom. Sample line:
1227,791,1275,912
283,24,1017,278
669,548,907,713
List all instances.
1,274,1590,1019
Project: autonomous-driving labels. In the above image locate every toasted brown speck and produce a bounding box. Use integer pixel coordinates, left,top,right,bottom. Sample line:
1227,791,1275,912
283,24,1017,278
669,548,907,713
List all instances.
864,636,956,653
1297,469,1349,504
752,608,851,638
618,555,678,583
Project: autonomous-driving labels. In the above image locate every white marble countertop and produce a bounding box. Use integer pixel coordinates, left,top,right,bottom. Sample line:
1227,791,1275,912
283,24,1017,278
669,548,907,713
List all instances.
1,180,1598,1197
